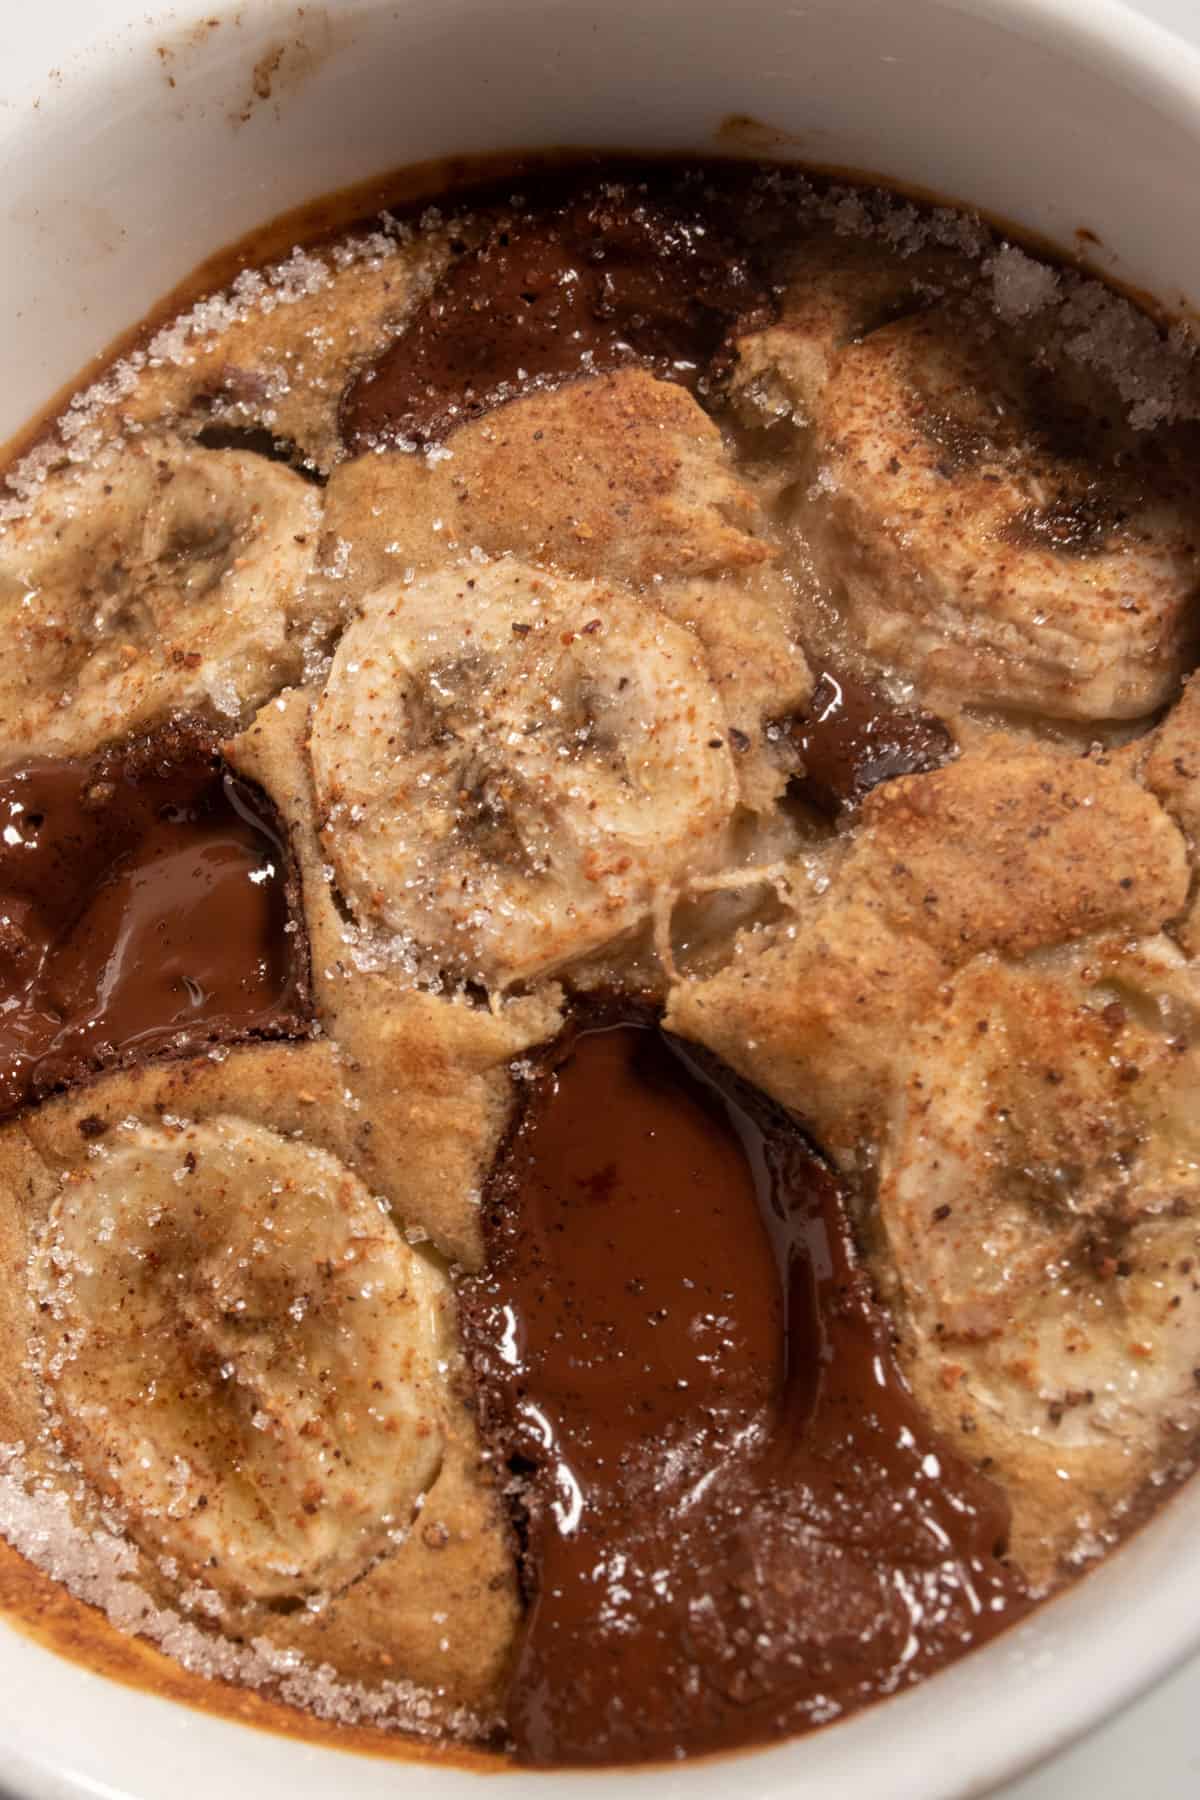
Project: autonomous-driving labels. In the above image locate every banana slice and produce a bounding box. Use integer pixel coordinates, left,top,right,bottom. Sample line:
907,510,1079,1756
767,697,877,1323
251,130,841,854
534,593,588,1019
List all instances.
32,1115,449,1603
0,437,324,759
736,285,1200,721
878,937,1200,1576
310,560,738,987
313,371,811,810
881,935,1200,1338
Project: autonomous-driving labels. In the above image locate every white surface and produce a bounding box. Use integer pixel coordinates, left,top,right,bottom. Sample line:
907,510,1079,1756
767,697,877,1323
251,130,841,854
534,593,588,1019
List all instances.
1001,1651,1200,1799
2,1,1200,1797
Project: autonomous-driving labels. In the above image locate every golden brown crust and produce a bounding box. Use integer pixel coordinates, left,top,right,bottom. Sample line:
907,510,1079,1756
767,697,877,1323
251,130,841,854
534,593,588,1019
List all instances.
850,742,1189,960
734,244,1200,722
878,939,1200,1583
1137,672,1200,851
319,369,771,588
665,898,945,1176
0,1054,521,1717
227,689,562,1270
655,569,811,810
108,233,456,473
1134,674,1200,953
730,233,977,428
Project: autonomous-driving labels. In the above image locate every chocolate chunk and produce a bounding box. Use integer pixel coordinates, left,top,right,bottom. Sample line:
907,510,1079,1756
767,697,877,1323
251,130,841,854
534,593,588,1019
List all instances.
787,668,955,816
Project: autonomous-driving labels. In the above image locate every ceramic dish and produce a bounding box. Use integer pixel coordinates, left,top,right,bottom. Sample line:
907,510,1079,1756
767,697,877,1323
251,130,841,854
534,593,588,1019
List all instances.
3,1,1200,1795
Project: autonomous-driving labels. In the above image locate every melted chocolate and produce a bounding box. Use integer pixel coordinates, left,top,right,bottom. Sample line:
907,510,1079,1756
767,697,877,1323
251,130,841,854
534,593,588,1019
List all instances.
193,423,326,484
789,669,956,816
0,722,308,1118
460,1020,1028,1767
340,185,770,450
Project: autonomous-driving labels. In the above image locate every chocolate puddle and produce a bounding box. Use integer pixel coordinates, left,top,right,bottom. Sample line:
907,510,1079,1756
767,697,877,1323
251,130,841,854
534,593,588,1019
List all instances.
788,669,956,817
460,1018,1029,1767
340,184,770,451
0,720,309,1119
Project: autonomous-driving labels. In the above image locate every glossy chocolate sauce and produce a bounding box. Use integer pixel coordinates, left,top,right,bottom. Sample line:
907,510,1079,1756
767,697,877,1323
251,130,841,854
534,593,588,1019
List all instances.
789,669,956,816
340,184,770,450
0,721,308,1119
461,1020,1028,1767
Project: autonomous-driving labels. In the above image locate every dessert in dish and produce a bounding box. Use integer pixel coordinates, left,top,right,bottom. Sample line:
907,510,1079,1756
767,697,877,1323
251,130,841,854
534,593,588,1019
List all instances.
2,159,1200,1767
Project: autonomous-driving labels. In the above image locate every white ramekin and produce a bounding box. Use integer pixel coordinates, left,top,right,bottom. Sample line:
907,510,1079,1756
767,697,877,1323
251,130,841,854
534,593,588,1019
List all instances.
3,3,1200,1796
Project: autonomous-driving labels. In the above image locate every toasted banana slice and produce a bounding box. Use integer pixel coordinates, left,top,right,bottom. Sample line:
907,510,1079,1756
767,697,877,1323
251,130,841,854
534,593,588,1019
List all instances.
33,1115,449,1603
737,287,1200,721
0,437,324,759
878,937,1200,1577
314,372,811,810
310,560,738,987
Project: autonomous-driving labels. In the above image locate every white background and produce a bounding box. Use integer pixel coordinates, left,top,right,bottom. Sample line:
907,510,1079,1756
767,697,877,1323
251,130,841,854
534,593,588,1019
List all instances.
998,1651,1200,1796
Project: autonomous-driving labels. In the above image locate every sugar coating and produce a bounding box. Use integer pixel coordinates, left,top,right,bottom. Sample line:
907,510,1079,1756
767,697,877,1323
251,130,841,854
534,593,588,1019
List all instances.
0,210,443,524
0,1444,486,1737
772,170,1200,429
985,245,1062,322
3,170,1196,533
